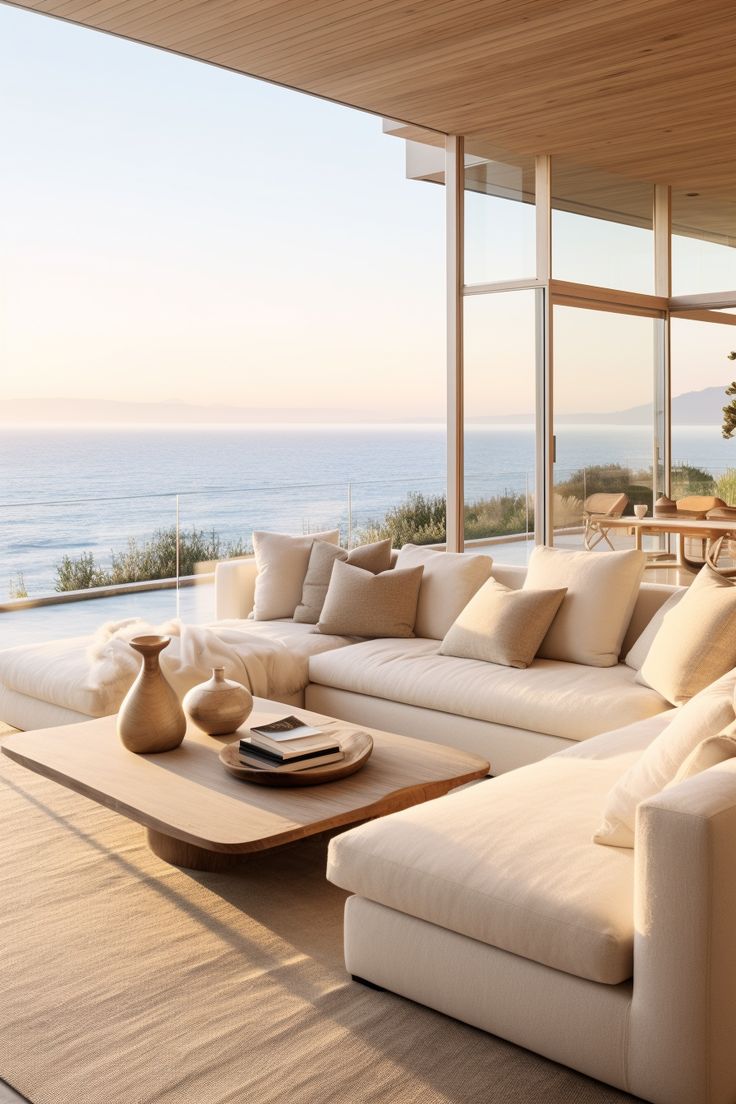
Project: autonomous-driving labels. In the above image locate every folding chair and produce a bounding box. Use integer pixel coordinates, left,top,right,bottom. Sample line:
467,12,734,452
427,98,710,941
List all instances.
583,492,629,551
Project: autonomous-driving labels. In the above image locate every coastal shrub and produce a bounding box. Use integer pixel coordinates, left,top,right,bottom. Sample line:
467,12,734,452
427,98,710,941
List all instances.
714,468,736,506
8,572,28,600
359,489,537,546
671,463,716,497
54,528,249,592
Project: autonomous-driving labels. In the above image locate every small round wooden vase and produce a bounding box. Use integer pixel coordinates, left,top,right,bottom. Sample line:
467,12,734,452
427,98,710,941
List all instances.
117,635,187,754
183,667,253,736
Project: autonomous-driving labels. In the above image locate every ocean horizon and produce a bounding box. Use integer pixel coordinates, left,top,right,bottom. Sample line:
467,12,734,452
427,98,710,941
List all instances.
2,421,736,599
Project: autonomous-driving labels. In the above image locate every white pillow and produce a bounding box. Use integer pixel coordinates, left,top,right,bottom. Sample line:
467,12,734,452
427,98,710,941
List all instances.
593,668,736,848
638,565,736,705
523,546,645,668
624,589,686,670
394,545,492,640
667,724,736,786
252,529,339,621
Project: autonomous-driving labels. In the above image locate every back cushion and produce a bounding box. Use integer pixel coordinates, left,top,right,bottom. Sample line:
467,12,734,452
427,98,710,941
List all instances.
394,545,493,640
523,546,645,667
252,529,339,620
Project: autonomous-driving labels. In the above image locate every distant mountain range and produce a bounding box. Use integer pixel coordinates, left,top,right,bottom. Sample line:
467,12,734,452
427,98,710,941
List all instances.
0,386,730,426
471,386,730,426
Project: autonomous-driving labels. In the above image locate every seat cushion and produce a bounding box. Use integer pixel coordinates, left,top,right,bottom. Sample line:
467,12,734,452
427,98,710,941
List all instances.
308,638,670,741
0,619,357,718
328,712,672,984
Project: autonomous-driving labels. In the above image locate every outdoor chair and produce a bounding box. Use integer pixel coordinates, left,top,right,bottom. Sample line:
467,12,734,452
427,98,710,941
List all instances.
583,492,629,551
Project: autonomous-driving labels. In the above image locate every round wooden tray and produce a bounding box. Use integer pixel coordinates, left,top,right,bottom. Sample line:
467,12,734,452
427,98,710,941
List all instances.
219,729,374,787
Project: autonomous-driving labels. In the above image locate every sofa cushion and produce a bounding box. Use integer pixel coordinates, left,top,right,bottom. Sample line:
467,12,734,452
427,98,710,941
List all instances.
439,578,567,669
394,545,492,639
308,637,670,741
293,539,393,624
318,562,424,638
252,529,339,620
668,724,736,786
624,588,686,670
0,619,357,719
594,667,736,848
328,712,671,985
523,546,645,667
638,564,736,704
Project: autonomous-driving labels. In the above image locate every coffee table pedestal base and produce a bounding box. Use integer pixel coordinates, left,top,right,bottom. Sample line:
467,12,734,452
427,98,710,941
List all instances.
146,828,241,872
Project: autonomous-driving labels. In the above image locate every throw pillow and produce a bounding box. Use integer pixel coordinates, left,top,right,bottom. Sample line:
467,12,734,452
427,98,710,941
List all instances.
439,578,567,669
394,545,492,639
624,589,686,670
293,538,393,624
523,546,645,667
593,667,736,848
252,529,339,621
667,724,736,786
638,564,736,705
317,560,424,638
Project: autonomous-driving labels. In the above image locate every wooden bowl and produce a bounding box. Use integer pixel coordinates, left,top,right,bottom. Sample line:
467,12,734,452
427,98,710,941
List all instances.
219,729,373,787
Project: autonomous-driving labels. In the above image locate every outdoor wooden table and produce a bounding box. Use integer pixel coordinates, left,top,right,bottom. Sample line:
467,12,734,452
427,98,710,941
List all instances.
602,515,736,573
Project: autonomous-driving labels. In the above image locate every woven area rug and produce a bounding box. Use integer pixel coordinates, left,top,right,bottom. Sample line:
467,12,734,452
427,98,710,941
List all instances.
0,728,644,1104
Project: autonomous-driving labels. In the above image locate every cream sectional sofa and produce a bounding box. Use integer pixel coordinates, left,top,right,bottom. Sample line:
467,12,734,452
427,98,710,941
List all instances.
0,553,676,775
216,555,676,772
326,687,736,1104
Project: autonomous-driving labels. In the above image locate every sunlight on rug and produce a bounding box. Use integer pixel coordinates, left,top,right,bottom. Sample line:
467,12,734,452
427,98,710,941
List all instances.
0,740,644,1104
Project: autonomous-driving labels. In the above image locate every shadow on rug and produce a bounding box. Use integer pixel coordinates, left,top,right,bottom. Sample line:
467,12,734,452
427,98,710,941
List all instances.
0,738,644,1104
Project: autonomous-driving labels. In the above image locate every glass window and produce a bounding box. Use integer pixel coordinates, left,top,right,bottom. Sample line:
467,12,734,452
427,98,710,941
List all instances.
551,305,659,544
670,314,736,496
464,148,536,285
672,190,736,296
552,159,654,294
463,290,538,554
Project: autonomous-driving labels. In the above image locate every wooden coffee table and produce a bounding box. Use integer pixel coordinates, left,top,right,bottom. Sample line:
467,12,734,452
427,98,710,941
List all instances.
2,699,489,871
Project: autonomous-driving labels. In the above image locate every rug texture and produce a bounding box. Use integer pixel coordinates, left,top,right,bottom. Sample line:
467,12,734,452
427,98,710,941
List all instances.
0,730,644,1104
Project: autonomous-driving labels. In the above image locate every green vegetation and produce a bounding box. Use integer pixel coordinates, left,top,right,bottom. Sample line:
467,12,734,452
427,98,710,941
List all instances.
8,572,28,600
359,489,534,546
714,468,736,506
54,527,249,593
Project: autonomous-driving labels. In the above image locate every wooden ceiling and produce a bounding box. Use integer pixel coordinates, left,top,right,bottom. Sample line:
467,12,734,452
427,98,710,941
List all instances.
7,0,736,203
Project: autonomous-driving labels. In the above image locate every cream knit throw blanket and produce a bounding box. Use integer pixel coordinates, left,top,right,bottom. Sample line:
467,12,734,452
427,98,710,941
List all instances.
86,618,302,715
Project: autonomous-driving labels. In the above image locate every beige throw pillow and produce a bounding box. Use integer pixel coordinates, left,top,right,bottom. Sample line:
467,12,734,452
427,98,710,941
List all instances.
523,546,645,667
252,529,339,621
293,538,393,624
593,668,736,849
317,560,423,638
624,589,686,670
395,545,492,639
439,578,567,668
638,564,736,705
668,725,736,786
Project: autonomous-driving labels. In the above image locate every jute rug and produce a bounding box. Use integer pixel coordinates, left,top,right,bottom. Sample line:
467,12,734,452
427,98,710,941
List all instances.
0,728,643,1104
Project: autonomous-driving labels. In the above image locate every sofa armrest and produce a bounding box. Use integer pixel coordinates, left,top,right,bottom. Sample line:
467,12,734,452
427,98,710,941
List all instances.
628,760,736,1104
214,557,258,620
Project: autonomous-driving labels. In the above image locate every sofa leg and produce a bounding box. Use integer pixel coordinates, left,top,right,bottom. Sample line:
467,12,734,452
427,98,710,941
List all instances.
352,974,386,992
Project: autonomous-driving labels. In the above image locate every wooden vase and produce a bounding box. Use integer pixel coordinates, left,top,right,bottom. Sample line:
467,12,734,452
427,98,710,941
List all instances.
183,666,253,736
117,635,187,754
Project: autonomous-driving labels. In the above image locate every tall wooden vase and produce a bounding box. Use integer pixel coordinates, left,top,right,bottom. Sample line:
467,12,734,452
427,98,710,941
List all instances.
117,635,187,754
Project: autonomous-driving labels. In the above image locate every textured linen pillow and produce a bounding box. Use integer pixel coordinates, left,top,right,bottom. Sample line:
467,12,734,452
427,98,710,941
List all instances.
252,529,339,621
394,545,492,640
293,538,393,624
317,560,423,638
638,564,736,705
667,724,736,786
624,589,686,670
593,668,736,848
439,578,567,669
523,546,645,667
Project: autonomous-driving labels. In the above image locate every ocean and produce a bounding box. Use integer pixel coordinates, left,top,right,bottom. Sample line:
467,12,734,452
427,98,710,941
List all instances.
2,422,735,598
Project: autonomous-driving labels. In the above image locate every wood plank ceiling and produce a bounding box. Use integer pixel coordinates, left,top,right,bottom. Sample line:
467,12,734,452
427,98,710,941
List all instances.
7,0,736,204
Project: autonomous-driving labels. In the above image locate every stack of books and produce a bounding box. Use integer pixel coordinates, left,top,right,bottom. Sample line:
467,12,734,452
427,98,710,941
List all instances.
238,715,344,773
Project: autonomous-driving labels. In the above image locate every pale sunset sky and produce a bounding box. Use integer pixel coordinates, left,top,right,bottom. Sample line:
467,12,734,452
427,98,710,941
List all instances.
1,2,735,422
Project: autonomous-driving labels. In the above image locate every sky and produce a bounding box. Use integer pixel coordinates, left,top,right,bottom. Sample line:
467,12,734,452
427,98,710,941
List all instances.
1,3,735,423
0,2,446,420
